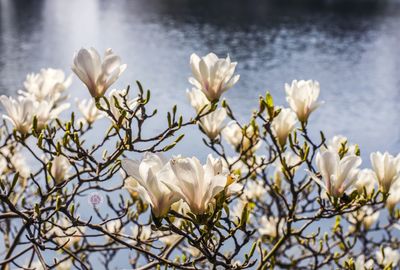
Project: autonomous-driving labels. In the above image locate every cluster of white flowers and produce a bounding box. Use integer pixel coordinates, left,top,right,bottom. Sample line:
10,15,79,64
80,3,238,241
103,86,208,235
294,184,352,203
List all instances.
121,153,239,217
1,68,71,134
310,143,400,200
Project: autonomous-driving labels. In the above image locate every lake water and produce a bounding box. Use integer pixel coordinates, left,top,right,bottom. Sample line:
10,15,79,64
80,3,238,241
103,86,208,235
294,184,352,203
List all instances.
1,0,400,162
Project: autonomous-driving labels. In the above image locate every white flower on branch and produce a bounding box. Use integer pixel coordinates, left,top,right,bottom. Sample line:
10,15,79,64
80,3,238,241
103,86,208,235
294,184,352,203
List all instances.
258,216,284,238
199,108,227,140
189,53,239,101
222,121,261,154
72,47,127,97
348,206,379,232
376,247,400,267
131,225,152,243
76,98,104,125
49,218,85,248
0,95,34,134
50,155,71,185
121,153,180,217
243,180,267,201
19,68,72,104
354,255,374,270
186,88,210,113
162,154,228,215
386,180,400,212
322,135,357,156
34,100,70,130
285,80,323,122
370,151,400,193
308,150,361,198
354,169,377,195
271,107,297,147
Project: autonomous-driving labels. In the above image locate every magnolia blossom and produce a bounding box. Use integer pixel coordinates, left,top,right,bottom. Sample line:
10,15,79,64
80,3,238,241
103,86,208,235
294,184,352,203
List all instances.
162,155,228,215
309,150,361,197
285,80,323,122
354,169,377,195
186,88,210,113
243,180,267,201
222,121,260,154
370,151,400,193
0,148,31,179
199,108,227,140
354,255,374,270
271,107,297,146
348,206,379,232
50,155,71,184
386,180,400,212
34,100,70,130
131,225,152,243
72,47,127,97
322,135,357,156
0,95,34,134
121,153,179,217
189,53,240,101
107,88,139,123
49,218,85,248
76,98,104,125
376,247,400,267
19,68,72,103
121,169,139,197
258,216,284,238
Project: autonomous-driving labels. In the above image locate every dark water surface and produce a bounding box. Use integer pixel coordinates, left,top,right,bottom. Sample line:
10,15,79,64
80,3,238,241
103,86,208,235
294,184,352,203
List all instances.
1,0,400,161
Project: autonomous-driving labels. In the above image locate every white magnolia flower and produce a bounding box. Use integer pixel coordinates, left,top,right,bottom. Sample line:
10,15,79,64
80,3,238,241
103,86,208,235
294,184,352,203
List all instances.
243,180,267,201
322,135,357,156
107,88,139,124
354,169,377,195
376,247,400,267
189,53,240,101
1,148,31,179
50,155,71,184
370,151,400,193
19,68,72,103
354,255,374,270
56,260,73,270
121,169,139,197
34,100,70,130
199,108,227,140
76,98,104,125
131,225,152,243
222,121,260,154
105,220,124,235
72,47,127,97
348,206,379,232
271,107,297,146
159,232,181,246
0,95,34,134
49,218,85,248
285,80,323,122
121,153,179,217
309,150,361,198
258,216,284,238
387,180,400,211
186,88,210,113
163,155,228,215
